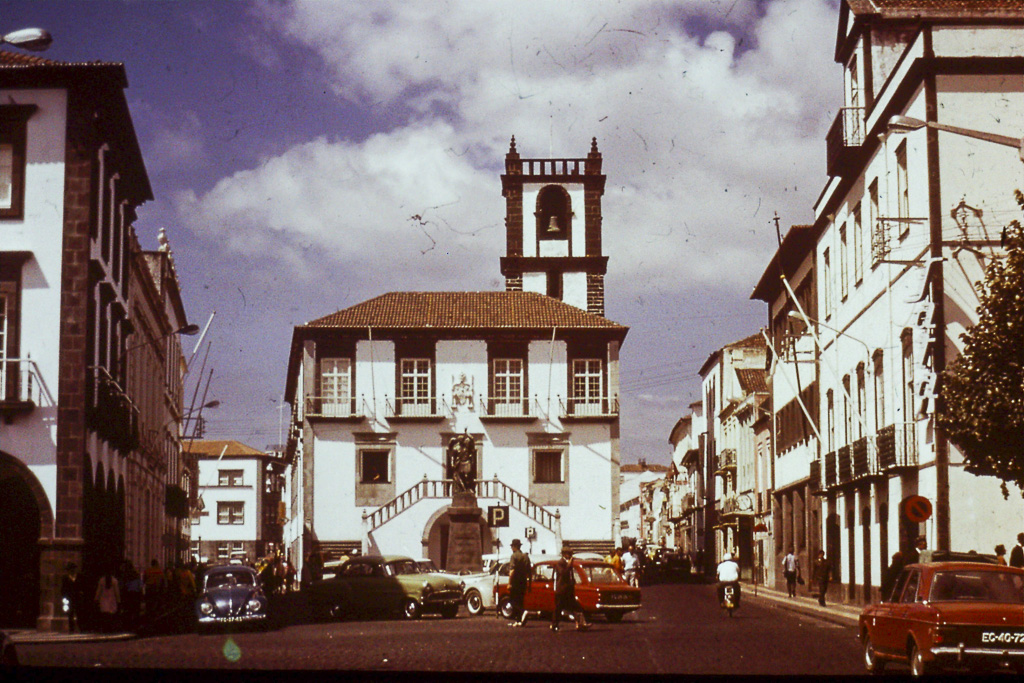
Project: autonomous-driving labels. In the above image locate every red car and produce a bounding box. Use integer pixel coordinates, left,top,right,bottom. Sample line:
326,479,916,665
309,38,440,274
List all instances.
859,561,1024,675
496,559,641,623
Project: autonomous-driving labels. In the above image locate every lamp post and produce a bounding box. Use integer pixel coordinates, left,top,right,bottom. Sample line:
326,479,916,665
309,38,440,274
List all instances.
1,28,53,52
888,115,1024,162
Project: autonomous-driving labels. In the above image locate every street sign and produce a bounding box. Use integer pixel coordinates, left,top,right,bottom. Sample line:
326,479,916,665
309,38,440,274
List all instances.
902,495,933,523
488,505,509,527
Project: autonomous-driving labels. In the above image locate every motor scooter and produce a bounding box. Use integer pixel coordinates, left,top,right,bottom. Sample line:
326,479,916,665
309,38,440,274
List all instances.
721,582,739,617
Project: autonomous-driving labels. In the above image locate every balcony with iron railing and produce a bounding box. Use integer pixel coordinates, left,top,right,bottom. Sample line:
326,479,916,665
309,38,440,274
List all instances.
478,396,539,422
385,396,449,421
876,423,919,470
558,396,619,421
715,449,737,475
809,459,822,493
0,358,52,421
837,445,852,484
852,436,874,479
305,395,365,421
825,451,837,488
825,106,865,177
88,366,140,453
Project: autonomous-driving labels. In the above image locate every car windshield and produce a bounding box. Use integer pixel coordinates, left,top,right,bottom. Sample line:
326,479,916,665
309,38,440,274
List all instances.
386,560,421,576
207,571,254,589
580,564,622,584
417,561,439,573
929,570,1024,604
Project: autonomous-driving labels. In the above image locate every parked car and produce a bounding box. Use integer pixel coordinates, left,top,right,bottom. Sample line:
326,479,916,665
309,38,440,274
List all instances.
194,565,269,632
859,561,1024,675
495,559,641,623
307,555,463,620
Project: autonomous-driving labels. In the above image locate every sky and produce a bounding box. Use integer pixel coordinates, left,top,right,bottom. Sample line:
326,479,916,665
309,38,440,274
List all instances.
3,0,843,462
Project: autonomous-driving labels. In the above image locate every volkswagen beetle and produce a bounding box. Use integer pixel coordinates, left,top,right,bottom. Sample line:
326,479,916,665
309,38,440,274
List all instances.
194,564,269,632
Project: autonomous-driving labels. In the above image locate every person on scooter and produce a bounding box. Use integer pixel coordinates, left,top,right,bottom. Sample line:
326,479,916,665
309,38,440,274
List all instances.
716,552,741,608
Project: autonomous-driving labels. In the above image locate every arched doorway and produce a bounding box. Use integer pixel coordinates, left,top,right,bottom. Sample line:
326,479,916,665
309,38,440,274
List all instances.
0,456,44,628
424,509,493,570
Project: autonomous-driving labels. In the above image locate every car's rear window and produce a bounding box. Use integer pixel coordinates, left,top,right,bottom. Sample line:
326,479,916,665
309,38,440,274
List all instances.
929,570,1024,604
207,572,254,588
579,565,622,584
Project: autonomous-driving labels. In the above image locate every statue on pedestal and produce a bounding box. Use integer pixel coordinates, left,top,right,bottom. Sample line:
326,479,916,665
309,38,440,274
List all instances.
447,433,476,495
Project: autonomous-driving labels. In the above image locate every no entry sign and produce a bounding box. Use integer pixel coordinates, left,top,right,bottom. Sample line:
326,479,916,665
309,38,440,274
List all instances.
903,495,933,523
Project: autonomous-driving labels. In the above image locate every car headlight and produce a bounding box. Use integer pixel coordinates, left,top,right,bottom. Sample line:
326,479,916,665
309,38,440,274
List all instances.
247,598,263,613
62,597,70,613
200,601,215,616
460,580,466,591
422,581,434,597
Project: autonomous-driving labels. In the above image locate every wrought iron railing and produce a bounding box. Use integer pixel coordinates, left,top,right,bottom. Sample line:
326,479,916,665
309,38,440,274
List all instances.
385,396,448,419
478,396,537,418
0,358,53,407
558,396,619,418
88,366,140,452
852,436,871,478
838,445,852,483
809,459,822,493
825,451,837,487
826,106,865,176
876,423,919,469
305,395,363,419
717,449,737,472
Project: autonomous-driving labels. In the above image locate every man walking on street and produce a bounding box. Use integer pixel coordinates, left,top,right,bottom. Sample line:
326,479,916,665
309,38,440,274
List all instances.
1010,533,1024,568
812,550,831,607
507,539,531,627
622,545,638,588
551,546,589,632
782,547,800,598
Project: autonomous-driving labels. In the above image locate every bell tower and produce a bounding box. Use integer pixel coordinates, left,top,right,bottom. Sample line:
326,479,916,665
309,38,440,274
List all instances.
500,137,608,316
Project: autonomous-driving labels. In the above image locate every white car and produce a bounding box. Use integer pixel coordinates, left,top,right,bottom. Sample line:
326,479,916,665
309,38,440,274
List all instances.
462,553,560,616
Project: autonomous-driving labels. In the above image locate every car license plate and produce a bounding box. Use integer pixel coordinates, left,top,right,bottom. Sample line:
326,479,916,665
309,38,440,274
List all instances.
981,631,1024,646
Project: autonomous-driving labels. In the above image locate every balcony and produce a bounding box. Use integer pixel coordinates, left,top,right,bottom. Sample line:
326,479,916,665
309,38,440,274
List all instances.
558,396,619,421
837,445,852,484
876,423,919,470
852,435,878,479
825,106,865,178
305,395,364,421
478,396,538,422
682,493,695,512
809,459,822,494
385,397,448,422
825,451,837,488
0,358,52,422
88,367,140,453
715,449,737,475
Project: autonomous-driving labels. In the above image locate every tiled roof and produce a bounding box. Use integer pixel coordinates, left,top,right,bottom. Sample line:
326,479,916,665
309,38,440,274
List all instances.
852,0,1024,14
0,48,123,69
184,440,267,458
620,463,671,473
305,291,627,330
736,368,769,394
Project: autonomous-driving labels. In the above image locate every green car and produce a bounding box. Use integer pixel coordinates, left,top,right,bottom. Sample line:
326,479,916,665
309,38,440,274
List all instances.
307,555,463,620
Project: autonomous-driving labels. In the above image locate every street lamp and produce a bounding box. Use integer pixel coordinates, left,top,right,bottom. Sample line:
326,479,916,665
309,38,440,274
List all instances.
1,28,53,52
888,115,1024,162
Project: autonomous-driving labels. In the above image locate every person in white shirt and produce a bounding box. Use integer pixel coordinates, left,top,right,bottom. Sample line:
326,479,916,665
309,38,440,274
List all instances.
716,552,741,607
622,545,639,587
782,547,800,597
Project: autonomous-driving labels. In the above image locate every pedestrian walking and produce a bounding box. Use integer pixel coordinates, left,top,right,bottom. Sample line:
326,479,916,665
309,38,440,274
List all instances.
995,544,1008,565
622,545,638,588
60,562,83,633
812,550,831,607
881,551,904,600
285,558,296,593
507,539,532,627
95,569,121,633
782,547,800,598
1010,533,1024,568
550,546,589,632
300,554,313,591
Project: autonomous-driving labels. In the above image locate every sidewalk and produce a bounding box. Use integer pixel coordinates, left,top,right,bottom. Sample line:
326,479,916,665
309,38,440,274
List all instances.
740,581,862,627
2,629,134,644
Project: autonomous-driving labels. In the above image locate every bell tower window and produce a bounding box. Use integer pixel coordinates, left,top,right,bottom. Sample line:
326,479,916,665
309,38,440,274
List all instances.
535,185,570,241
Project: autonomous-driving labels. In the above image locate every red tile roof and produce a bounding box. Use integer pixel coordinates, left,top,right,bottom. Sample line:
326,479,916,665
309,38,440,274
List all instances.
304,291,628,330
851,0,1024,15
736,368,769,394
184,440,268,458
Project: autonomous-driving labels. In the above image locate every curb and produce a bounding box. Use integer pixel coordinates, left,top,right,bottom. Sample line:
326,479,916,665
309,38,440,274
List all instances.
3,630,135,644
741,583,861,628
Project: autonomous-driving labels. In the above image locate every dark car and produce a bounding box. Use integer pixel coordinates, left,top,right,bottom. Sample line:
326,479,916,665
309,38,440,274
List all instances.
496,559,641,623
859,562,1024,675
194,565,269,632
307,555,463,620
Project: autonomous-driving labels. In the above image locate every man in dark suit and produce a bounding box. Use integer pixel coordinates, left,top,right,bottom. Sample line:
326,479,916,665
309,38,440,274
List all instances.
1010,533,1024,568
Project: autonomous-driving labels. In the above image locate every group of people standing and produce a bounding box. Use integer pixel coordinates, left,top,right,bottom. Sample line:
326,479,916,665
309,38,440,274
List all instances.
60,558,200,634
994,533,1024,567
504,539,590,632
604,545,641,587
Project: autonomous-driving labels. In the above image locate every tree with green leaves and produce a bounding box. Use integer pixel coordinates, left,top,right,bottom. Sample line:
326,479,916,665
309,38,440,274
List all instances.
939,190,1024,498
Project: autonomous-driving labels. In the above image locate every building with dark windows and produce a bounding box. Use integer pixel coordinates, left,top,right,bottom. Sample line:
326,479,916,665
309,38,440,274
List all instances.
0,50,191,631
282,139,627,570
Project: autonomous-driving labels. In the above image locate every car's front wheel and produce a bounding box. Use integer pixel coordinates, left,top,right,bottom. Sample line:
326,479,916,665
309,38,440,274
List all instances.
465,590,484,616
498,597,515,620
403,599,422,620
863,635,885,674
910,642,934,677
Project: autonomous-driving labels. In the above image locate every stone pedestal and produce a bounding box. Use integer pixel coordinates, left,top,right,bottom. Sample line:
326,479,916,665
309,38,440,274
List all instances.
446,492,483,573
